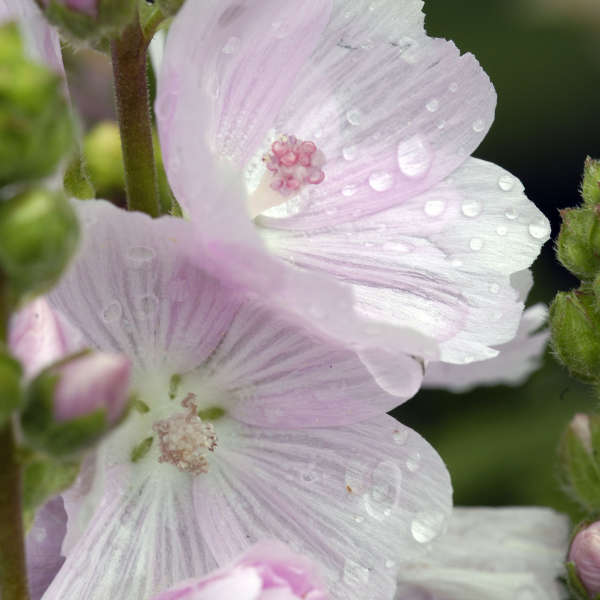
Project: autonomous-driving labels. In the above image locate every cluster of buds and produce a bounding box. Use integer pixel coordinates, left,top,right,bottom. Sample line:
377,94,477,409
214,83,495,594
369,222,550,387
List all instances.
551,158,600,382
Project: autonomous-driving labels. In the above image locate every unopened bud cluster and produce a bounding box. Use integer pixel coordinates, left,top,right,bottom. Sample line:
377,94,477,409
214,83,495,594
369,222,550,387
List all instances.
551,158,600,382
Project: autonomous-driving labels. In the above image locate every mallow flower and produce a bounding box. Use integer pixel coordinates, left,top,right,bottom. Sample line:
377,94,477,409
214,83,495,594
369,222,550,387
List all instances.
395,506,568,600
156,0,551,397
150,540,329,600
38,199,451,600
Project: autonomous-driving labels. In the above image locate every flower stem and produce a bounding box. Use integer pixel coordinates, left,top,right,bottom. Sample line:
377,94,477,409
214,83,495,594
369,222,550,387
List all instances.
110,13,160,218
0,423,29,600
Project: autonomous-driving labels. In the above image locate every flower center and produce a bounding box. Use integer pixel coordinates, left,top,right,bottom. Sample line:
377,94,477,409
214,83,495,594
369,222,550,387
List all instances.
152,393,218,475
247,134,326,218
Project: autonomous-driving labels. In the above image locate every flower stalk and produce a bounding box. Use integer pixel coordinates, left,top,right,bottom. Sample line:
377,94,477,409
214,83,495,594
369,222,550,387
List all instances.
110,13,160,217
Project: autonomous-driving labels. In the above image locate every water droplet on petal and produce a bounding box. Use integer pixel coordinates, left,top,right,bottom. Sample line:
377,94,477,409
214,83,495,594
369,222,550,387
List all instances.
470,237,484,251
343,559,370,587
498,174,515,191
472,118,485,132
137,295,159,318
342,184,358,197
101,300,122,323
127,246,156,267
449,82,458,92
385,559,395,569
437,120,446,130
406,451,421,472
369,171,394,192
346,109,362,126
411,511,446,544
397,136,432,178
489,283,500,294
505,208,519,220
393,429,409,445
496,225,508,236
352,514,365,524
426,98,439,112
450,258,463,268
342,145,358,160
364,461,401,520
222,36,240,54
528,220,550,240
424,199,445,217
461,200,482,218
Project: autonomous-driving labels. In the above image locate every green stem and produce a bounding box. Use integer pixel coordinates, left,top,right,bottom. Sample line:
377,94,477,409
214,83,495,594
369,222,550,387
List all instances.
0,423,29,600
110,14,160,217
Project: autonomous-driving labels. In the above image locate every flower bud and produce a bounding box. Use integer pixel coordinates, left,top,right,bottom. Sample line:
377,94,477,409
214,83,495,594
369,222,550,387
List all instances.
550,290,600,382
556,208,600,280
559,413,600,511
582,157,600,207
569,521,600,597
0,188,79,300
0,23,73,186
21,351,131,457
40,0,137,45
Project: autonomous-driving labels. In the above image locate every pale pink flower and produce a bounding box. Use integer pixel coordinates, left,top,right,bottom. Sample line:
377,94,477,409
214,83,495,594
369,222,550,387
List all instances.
156,0,550,397
569,521,600,597
39,200,451,600
150,540,329,600
396,507,568,600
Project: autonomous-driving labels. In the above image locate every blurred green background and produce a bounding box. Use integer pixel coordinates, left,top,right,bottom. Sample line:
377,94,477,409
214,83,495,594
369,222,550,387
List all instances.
393,0,600,520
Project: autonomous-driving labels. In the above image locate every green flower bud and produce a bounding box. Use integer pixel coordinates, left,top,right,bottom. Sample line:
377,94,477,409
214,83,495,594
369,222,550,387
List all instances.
550,290,600,382
41,0,137,46
0,188,79,300
0,352,22,426
582,156,600,207
558,413,600,511
556,208,600,280
0,24,73,186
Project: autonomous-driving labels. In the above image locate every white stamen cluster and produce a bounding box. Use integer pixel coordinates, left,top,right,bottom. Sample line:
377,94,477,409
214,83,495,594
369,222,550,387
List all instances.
152,393,217,475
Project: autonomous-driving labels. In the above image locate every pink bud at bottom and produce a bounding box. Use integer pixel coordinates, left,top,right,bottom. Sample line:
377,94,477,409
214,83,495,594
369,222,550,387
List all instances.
53,353,131,424
570,521,600,596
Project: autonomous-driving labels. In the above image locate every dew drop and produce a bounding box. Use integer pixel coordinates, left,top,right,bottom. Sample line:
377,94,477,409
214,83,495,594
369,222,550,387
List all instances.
33,527,47,543
364,461,401,520
397,135,432,178
343,559,370,586
426,98,439,112
342,184,358,197
496,225,508,236
469,237,484,251
528,220,551,240
393,429,409,445
410,511,446,544
437,120,446,130
369,171,394,192
461,200,482,218
505,208,519,220
450,258,463,268
342,145,358,161
498,174,515,191
127,246,156,267
489,283,500,294
423,199,445,217
101,300,122,323
353,514,365,524
449,82,458,93
346,109,362,126
137,294,159,318
385,559,395,569
222,36,240,54
406,451,421,472
472,118,485,132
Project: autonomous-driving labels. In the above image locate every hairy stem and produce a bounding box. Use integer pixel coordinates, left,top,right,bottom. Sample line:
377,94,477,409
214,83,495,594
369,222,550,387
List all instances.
111,14,160,217
0,423,29,600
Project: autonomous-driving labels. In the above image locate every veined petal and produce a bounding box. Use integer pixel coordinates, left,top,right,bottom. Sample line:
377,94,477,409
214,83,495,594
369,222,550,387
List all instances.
194,415,451,600
26,496,67,600
396,506,568,600
43,467,217,599
206,302,405,428
424,304,549,392
49,200,241,374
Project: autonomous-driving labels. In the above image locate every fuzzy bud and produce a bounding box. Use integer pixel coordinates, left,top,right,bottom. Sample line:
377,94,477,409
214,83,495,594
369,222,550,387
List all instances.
21,351,131,457
550,290,600,382
559,413,600,511
0,188,79,300
0,23,73,186
556,208,600,280
582,157,600,207
569,521,600,597
40,0,137,45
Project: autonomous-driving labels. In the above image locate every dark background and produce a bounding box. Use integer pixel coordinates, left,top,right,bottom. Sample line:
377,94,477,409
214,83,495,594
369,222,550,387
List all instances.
393,0,600,519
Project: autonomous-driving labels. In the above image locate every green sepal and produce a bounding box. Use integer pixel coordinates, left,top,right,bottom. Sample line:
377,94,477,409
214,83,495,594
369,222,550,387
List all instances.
0,24,73,187
0,188,80,302
556,208,600,280
21,370,108,458
21,453,79,530
558,417,600,511
0,352,22,426
582,157,600,207
566,561,592,600
63,152,95,200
